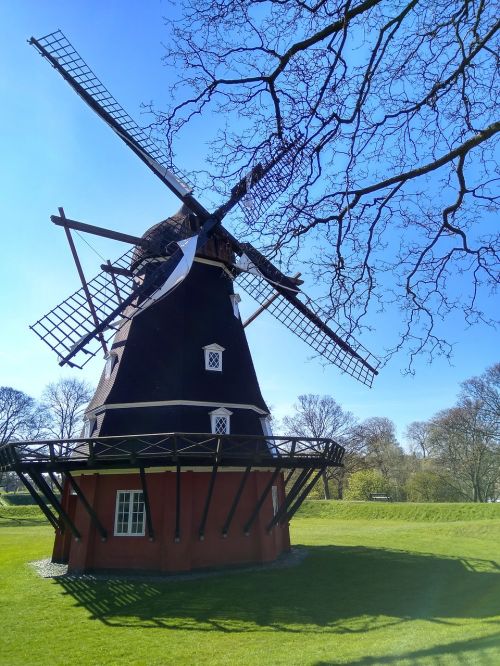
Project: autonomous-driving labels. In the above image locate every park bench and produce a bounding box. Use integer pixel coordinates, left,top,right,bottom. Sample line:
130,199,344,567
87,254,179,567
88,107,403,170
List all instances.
369,493,392,502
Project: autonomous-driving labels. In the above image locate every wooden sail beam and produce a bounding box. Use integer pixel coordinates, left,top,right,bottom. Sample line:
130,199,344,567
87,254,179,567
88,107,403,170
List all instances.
51,213,152,249
58,208,108,357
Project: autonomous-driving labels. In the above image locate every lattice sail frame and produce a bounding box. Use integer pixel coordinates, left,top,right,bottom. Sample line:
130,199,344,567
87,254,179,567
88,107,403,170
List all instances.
237,137,316,225
235,269,379,387
30,248,136,368
31,30,194,195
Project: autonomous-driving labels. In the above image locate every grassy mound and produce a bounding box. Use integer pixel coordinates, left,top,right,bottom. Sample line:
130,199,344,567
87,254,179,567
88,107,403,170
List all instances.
1,492,38,506
297,500,500,521
0,505,47,526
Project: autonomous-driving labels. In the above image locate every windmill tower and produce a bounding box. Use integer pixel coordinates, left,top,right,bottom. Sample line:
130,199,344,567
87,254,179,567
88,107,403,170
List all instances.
0,31,379,574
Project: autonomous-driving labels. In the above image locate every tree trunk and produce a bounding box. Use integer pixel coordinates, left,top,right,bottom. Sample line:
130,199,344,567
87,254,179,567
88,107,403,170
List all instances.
337,472,344,499
321,472,331,500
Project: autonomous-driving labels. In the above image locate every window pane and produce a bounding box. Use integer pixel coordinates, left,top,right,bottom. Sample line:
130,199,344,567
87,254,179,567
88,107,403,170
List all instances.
272,485,279,516
215,416,228,434
116,491,130,534
131,492,145,534
208,351,220,369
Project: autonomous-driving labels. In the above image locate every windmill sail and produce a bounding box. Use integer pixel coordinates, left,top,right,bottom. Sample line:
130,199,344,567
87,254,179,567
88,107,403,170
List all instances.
29,31,196,206
30,31,306,224
30,247,136,368
235,266,379,387
236,138,316,225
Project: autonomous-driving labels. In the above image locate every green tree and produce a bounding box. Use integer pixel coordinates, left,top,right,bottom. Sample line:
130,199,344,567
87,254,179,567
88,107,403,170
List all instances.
405,470,462,502
344,469,391,501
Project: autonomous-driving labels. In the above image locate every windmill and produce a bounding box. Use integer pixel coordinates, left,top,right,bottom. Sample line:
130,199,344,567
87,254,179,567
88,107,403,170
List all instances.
0,31,379,574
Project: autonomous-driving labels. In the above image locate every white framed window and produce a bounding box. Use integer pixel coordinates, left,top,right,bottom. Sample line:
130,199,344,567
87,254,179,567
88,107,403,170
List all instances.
272,485,279,516
83,417,96,439
261,417,273,438
104,352,118,379
261,416,278,456
210,407,232,434
114,490,145,536
229,293,241,318
203,343,225,372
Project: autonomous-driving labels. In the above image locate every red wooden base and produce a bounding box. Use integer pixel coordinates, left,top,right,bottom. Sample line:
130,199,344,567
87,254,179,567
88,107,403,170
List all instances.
52,469,290,573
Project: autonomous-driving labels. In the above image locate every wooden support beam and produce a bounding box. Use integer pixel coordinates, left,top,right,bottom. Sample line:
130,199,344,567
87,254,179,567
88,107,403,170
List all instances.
139,466,154,541
221,464,252,537
242,292,280,328
243,467,281,536
18,472,60,530
174,463,181,543
52,213,151,248
101,263,134,278
284,468,296,486
106,260,125,305
267,468,311,531
66,472,107,541
284,469,325,523
198,440,222,540
31,469,81,540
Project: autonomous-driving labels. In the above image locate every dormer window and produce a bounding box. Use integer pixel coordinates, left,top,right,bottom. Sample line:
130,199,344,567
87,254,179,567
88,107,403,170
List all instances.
261,416,278,456
230,293,241,318
83,417,96,439
104,352,118,379
210,407,232,434
203,343,225,372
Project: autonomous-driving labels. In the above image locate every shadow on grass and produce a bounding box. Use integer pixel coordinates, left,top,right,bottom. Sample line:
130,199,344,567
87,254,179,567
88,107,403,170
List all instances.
52,544,500,636
0,516,48,527
317,631,500,665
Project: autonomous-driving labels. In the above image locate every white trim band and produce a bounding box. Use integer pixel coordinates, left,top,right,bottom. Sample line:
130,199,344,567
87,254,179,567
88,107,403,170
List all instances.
87,399,268,418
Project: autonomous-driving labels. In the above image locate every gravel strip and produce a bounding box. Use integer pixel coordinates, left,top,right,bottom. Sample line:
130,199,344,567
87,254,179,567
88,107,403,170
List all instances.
30,546,308,583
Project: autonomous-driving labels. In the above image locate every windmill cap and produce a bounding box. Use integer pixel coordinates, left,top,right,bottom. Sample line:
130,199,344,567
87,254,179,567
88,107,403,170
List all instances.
131,205,234,270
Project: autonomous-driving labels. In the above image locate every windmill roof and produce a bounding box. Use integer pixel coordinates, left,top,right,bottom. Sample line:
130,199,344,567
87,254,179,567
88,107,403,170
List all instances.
132,205,234,269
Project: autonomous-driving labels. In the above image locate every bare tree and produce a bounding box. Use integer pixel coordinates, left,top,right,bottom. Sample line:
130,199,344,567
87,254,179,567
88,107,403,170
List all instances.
42,379,93,456
355,417,414,498
356,417,400,475
426,362,499,501
283,394,359,498
460,362,500,432
429,402,499,502
405,420,432,458
154,0,499,368
0,387,47,488
0,387,46,446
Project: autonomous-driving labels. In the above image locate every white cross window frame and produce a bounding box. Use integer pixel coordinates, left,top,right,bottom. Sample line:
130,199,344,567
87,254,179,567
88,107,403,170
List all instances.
83,417,96,439
203,343,225,372
104,352,118,379
209,407,232,435
114,490,146,536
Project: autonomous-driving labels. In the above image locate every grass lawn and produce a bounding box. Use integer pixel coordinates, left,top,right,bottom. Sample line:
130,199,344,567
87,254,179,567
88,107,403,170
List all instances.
1,502,499,665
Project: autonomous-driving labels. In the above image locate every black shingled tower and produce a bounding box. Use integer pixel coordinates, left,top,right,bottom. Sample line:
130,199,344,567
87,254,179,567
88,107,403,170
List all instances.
88,208,270,439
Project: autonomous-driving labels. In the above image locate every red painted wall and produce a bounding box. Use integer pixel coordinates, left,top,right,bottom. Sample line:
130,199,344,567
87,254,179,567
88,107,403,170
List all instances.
53,470,290,573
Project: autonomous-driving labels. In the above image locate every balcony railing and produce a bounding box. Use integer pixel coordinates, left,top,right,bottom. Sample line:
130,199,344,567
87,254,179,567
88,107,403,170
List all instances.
0,432,344,472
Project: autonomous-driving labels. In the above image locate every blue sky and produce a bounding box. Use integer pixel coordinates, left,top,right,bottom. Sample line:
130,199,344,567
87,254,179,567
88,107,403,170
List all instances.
0,0,498,444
